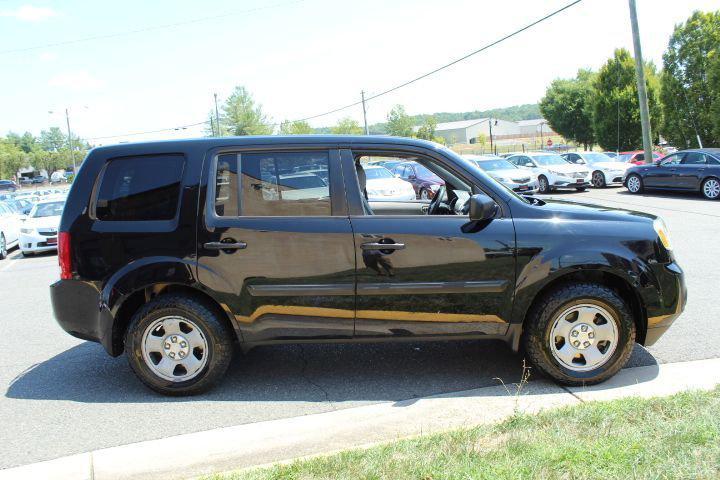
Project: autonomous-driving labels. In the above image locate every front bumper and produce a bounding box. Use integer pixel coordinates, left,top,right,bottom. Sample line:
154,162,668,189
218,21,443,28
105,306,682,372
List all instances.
602,171,626,185
19,232,58,253
643,261,687,346
552,175,591,189
504,180,538,194
367,191,417,201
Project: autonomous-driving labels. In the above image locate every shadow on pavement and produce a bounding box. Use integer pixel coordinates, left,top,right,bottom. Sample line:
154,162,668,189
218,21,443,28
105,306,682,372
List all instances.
5,339,658,404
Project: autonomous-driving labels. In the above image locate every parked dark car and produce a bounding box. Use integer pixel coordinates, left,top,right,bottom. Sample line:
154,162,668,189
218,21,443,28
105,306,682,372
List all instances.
52,136,685,395
19,177,32,186
32,175,47,184
624,148,720,200
391,160,444,199
0,180,17,192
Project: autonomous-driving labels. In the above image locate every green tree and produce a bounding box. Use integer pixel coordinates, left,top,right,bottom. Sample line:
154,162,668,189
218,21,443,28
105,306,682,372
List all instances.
592,49,661,151
39,127,66,152
386,105,414,137
221,86,273,136
661,10,720,148
540,69,596,150
330,117,363,135
0,138,29,179
709,50,720,143
279,120,314,135
415,116,438,141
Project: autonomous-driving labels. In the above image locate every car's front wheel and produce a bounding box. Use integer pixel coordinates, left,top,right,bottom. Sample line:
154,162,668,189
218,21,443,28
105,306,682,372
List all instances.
523,283,635,386
591,171,606,188
538,175,550,193
419,188,430,200
125,294,234,396
701,177,720,200
626,174,643,194
0,234,7,260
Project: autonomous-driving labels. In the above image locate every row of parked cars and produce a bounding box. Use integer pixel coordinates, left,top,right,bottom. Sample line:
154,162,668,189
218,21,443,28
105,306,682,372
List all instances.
0,189,67,259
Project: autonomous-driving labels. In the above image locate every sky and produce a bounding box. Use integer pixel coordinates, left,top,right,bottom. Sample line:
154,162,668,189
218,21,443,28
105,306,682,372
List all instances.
0,0,718,145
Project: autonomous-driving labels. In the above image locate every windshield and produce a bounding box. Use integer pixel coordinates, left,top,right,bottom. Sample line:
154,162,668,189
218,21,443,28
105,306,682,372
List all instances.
583,153,614,163
531,154,568,166
31,201,64,218
364,167,394,179
476,159,518,171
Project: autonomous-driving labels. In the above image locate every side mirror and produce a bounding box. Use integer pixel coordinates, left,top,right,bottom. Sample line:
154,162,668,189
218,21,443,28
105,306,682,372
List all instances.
468,194,498,222
408,174,416,180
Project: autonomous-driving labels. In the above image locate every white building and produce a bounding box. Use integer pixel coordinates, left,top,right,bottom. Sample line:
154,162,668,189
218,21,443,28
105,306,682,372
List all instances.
517,118,555,137
432,118,521,145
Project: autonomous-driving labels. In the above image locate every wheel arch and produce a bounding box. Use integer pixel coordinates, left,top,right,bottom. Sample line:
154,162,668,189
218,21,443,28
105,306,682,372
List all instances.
514,268,648,349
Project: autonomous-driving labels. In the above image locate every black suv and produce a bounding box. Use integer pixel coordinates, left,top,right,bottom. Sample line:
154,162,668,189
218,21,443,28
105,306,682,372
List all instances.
51,136,686,395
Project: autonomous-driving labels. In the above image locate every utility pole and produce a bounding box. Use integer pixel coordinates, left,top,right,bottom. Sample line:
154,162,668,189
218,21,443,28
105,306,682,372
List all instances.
628,0,653,164
361,90,369,135
213,93,221,137
488,118,494,154
65,108,76,173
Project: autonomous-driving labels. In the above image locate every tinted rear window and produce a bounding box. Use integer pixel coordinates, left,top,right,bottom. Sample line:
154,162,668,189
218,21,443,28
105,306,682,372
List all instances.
95,154,184,221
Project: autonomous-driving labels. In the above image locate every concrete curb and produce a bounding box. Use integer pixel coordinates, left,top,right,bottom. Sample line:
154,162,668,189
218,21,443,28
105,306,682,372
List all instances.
3,358,719,480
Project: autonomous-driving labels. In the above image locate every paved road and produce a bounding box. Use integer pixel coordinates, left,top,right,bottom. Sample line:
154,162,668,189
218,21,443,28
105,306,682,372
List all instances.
0,186,715,468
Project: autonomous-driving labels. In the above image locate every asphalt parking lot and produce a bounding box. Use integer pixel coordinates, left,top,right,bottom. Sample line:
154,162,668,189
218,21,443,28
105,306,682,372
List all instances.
0,185,717,469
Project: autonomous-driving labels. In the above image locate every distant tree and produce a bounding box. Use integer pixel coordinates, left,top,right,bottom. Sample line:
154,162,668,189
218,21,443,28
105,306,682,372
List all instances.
415,116,438,141
661,10,720,148
475,132,487,146
386,105,414,137
540,69,596,150
221,86,273,136
279,120,314,135
592,49,661,151
330,117,363,135
39,127,66,152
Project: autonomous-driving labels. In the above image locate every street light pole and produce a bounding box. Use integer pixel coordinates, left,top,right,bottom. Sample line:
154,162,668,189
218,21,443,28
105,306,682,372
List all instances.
488,118,494,155
65,108,77,172
213,93,221,137
628,0,653,164
361,90,369,135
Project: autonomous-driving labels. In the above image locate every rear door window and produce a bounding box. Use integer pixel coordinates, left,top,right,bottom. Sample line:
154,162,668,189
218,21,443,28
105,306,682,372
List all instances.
95,154,184,221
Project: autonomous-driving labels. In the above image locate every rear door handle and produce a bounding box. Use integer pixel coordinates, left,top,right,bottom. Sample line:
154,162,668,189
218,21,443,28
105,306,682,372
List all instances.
204,241,247,250
361,242,405,250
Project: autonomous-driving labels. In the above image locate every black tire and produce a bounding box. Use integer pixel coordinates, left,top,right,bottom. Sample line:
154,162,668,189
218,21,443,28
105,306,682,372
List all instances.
523,283,635,386
0,233,6,260
575,187,587,192
419,188,430,200
701,177,720,200
626,174,643,194
538,175,550,194
591,171,606,188
125,294,234,396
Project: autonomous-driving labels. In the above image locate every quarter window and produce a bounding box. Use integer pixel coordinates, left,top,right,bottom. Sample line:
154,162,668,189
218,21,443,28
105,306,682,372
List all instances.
95,154,184,221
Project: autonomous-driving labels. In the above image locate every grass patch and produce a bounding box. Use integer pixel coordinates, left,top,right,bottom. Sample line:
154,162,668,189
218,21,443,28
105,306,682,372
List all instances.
209,387,720,480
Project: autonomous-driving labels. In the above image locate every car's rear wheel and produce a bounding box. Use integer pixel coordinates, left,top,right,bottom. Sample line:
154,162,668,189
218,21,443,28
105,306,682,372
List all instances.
0,234,7,260
591,171,606,188
125,294,234,396
626,174,643,193
538,175,550,193
523,283,635,386
701,177,720,200
419,188,430,200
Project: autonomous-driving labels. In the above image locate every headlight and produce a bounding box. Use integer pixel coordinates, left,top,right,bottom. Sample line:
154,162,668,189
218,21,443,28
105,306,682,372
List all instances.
653,218,672,250
429,184,440,192
20,228,34,234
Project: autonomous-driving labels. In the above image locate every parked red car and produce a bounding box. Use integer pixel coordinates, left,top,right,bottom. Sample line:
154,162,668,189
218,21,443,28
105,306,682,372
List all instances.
391,161,444,200
618,150,664,165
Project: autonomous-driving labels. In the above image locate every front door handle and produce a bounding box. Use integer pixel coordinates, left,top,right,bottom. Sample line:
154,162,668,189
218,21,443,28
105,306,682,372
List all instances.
204,241,247,250
361,242,405,251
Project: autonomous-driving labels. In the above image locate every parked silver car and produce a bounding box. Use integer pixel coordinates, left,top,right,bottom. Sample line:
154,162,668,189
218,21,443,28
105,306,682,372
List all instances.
464,155,538,194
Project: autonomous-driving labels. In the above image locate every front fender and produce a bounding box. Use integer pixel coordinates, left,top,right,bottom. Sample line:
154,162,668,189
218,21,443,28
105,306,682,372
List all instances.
511,245,659,325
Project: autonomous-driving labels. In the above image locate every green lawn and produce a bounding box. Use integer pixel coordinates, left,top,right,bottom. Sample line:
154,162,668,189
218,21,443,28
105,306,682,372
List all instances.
211,387,720,480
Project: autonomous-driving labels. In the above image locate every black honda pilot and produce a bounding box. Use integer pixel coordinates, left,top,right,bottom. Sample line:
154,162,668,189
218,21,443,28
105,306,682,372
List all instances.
51,136,686,395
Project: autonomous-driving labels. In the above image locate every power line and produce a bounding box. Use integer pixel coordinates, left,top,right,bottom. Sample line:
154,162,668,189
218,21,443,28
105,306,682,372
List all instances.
88,120,209,141
86,0,583,141
0,1,304,55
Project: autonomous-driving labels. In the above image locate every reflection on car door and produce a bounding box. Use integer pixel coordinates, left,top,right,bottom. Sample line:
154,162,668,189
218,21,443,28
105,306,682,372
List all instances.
343,149,516,339
645,153,682,188
196,148,357,343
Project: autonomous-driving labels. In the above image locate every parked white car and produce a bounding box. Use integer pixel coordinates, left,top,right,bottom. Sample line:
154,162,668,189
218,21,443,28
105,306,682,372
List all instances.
464,155,538,194
562,152,631,188
0,202,21,259
363,165,416,201
506,152,591,193
18,199,65,256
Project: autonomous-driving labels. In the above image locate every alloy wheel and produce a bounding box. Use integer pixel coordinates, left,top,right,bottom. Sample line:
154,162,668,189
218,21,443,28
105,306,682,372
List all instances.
420,189,430,200
592,171,605,188
549,304,618,372
627,175,641,193
0,234,6,259
703,179,720,199
539,176,549,193
141,315,209,382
